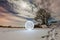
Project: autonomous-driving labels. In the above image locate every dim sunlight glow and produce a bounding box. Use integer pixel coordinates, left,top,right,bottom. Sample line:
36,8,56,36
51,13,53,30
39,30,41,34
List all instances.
25,21,34,30
20,1,28,8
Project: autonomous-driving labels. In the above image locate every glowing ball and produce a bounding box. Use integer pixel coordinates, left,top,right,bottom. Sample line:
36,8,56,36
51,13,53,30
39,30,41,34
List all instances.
25,21,34,30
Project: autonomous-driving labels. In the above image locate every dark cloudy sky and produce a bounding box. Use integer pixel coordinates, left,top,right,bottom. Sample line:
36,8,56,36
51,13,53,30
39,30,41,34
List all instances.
0,0,60,27
0,6,26,27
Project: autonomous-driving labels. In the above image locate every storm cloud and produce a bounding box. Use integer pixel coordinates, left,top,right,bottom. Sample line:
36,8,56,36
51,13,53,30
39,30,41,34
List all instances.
0,0,60,27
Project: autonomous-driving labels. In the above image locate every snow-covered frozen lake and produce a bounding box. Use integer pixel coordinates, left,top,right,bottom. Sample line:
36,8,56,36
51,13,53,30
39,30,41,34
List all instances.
0,28,51,40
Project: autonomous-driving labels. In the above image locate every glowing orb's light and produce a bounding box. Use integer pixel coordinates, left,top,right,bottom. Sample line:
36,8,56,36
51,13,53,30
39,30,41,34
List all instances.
25,21,34,30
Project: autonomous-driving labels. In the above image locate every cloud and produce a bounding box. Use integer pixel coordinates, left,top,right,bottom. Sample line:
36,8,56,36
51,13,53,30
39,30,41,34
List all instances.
0,6,27,27
0,0,60,27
